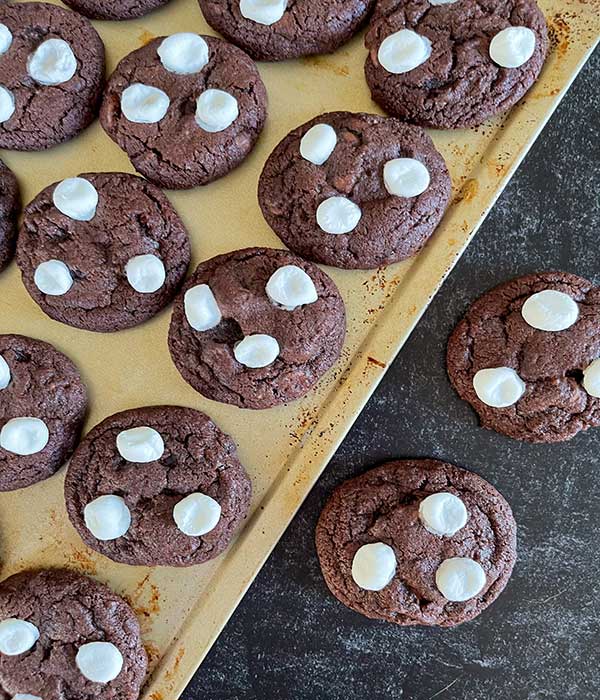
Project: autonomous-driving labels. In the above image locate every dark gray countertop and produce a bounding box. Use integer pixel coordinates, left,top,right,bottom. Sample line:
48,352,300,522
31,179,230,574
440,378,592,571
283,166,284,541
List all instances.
183,48,599,700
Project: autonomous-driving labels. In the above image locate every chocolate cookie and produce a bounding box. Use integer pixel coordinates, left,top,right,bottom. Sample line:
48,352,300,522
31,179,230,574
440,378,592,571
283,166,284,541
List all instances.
0,569,147,699
316,459,516,626
100,33,267,190
0,159,19,272
447,271,600,443
64,405,252,567
0,2,105,151
16,172,190,333
168,247,346,408
198,0,374,61
364,0,548,129
62,0,171,21
258,111,451,269
0,334,87,492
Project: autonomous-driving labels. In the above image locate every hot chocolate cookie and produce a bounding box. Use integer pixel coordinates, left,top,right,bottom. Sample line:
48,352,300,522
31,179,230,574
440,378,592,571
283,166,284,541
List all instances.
316,459,516,626
364,0,548,128
0,2,105,150
258,111,450,269
17,172,190,332
100,33,267,189
168,247,346,408
447,271,600,443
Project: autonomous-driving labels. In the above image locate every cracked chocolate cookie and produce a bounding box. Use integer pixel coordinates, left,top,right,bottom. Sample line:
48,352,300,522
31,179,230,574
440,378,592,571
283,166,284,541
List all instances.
16,172,190,333
0,568,147,699
64,405,252,567
316,459,516,626
62,0,172,21
0,159,19,272
198,0,374,61
447,271,600,443
258,111,451,269
0,2,105,151
168,247,346,408
364,0,548,129
0,334,87,492
100,33,267,190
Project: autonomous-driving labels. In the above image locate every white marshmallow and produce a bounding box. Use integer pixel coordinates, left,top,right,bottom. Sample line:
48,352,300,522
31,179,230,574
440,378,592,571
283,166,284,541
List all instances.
173,493,221,536
383,158,430,197
351,542,396,591
234,334,279,368
378,29,432,74
316,196,361,235
53,177,98,221
157,33,209,74
195,89,238,132
240,0,287,25
0,355,10,390
27,39,76,85
76,642,123,683
121,83,170,124
34,260,73,296
521,290,579,331
184,284,222,331
0,85,15,123
419,492,468,536
0,24,12,55
300,124,337,165
430,0,459,4
489,26,536,69
0,418,49,455
116,426,164,463
84,495,131,541
266,265,318,310
583,358,600,398
13,695,42,700
435,557,486,601
473,367,525,408
0,619,39,656
125,254,166,294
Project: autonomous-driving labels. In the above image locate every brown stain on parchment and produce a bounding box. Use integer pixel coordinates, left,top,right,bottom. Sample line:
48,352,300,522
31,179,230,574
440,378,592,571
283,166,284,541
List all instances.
453,178,479,204
139,30,156,46
547,13,572,58
165,647,186,680
300,55,350,77
66,548,98,576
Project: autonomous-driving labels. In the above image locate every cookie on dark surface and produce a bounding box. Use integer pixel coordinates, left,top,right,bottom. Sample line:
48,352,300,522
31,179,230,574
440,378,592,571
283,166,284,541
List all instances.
258,111,451,269
62,0,171,21
0,334,87,492
316,459,516,627
0,2,105,151
0,569,147,699
198,0,374,62
364,0,548,129
16,172,190,333
65,405,252,567
100,33,267,190
0,159,19,272
447,271,600,443
168,247,346,408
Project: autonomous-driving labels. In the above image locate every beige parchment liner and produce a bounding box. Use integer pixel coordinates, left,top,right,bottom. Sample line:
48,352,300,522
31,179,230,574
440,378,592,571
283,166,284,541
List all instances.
0,0,598,697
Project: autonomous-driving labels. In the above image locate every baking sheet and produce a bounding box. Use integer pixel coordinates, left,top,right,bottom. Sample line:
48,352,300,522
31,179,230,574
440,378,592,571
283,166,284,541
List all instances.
0,0,597,697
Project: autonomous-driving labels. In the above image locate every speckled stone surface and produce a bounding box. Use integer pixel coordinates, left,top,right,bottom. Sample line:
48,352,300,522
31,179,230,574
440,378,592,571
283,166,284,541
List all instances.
183,49,599,699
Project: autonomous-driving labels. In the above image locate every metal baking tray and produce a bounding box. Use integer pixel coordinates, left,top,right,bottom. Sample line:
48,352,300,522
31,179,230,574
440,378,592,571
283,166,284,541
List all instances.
0,0,597,697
